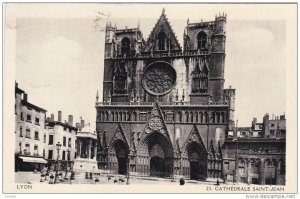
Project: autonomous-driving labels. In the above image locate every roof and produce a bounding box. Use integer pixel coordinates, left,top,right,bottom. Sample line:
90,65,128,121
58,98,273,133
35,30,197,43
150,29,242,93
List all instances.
76,131,97,140
15,82,25,94
46,121,78,131
80,123,92,133
144,10,182,52
15,87,25,94
21,100,47,113
77,123,97,139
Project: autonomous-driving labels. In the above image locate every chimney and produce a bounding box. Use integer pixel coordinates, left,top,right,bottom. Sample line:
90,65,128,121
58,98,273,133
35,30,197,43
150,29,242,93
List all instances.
58,111,62,122
50,113,54,121
252,117,257,129
233,120,238,140
23,93,28,101
75,122,81,129
80,118,85,129
233,128,237,140
263,113,270,137
68,115,73,126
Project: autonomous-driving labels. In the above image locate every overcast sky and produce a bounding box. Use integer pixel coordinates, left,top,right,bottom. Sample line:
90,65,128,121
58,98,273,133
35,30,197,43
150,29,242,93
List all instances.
13,4,287,128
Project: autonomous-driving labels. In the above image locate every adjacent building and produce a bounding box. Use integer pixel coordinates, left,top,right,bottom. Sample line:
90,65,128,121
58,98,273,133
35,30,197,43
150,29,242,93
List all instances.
15,83,79,172
223,114,286,185
15,82,48,171
45,112,78,170
96,10,235,180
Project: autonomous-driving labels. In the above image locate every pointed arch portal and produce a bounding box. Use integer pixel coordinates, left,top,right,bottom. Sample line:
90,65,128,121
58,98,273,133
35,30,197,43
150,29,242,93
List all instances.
114,140,128,175
110,138,129,175
138,132,174,178
150,144,165,177
181,126,208,180
187,142,207,180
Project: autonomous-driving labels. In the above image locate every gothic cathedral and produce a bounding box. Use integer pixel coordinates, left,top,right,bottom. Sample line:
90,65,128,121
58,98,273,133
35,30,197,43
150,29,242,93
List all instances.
96,9,236,180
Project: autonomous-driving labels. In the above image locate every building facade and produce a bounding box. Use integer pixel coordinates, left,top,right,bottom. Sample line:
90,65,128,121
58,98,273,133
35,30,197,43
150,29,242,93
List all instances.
15,83,48,171
45,111,78,170
96,10,235,180
223,114,286,185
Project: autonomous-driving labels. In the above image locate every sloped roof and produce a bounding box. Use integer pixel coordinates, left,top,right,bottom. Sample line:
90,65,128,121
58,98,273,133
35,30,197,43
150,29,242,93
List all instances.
144,9,182,52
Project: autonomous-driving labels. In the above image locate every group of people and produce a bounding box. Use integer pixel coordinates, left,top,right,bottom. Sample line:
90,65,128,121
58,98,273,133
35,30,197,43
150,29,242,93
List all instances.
39,166,75,184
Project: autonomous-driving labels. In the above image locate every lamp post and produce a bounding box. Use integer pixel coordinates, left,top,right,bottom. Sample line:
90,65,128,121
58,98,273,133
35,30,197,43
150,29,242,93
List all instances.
54,142,61,184
172,150,176,182
126,152,131,185
65,149,70,178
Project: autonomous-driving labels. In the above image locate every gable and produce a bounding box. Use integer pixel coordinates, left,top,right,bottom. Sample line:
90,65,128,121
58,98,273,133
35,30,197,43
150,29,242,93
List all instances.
144,9,182,52
109,123,129,148
182,124,207,154
140,102,172,141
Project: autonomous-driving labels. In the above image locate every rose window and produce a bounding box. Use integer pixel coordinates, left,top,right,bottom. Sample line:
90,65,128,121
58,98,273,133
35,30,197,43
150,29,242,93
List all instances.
142,61,176,96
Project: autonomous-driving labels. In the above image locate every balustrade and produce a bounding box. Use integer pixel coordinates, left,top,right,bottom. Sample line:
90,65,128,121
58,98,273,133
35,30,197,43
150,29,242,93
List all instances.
106,51,209,60
96,101,228,107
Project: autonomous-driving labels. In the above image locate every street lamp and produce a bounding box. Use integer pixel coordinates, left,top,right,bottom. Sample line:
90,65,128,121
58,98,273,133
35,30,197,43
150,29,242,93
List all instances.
126,153,131,185
65,149,70,178
171,150,176,182
54,142,61,184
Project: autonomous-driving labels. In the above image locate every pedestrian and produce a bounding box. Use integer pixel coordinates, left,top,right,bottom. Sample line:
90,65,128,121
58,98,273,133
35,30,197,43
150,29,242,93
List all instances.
179,178,185,185
114,179,118,184
40,174,45,182
70,171,75,184
45,172,49,181
49,174,54,184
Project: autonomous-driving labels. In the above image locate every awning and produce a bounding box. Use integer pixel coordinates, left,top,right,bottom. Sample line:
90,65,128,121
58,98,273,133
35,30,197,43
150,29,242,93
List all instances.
19,156,47,164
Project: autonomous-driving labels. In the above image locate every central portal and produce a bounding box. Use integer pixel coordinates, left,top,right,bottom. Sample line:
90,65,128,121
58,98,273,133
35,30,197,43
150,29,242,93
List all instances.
149,143,166,177
138,131,174,178
150,157,165,177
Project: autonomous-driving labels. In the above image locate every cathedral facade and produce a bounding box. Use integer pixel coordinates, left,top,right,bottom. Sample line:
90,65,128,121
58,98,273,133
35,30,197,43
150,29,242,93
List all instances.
96,9,235,180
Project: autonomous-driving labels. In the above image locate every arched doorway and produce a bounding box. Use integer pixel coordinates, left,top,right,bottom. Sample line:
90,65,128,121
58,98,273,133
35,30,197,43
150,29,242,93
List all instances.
149,143,166,177
190,151,200,180
138,132,174,178
187,142,207,180
114,140,128,175
117,148,127,175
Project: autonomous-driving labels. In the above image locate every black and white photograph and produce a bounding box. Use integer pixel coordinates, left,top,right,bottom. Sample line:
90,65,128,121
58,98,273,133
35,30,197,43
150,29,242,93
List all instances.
2,2,297,195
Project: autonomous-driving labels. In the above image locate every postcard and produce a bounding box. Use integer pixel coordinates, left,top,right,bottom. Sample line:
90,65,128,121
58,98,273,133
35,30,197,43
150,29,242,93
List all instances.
3,2,297,194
